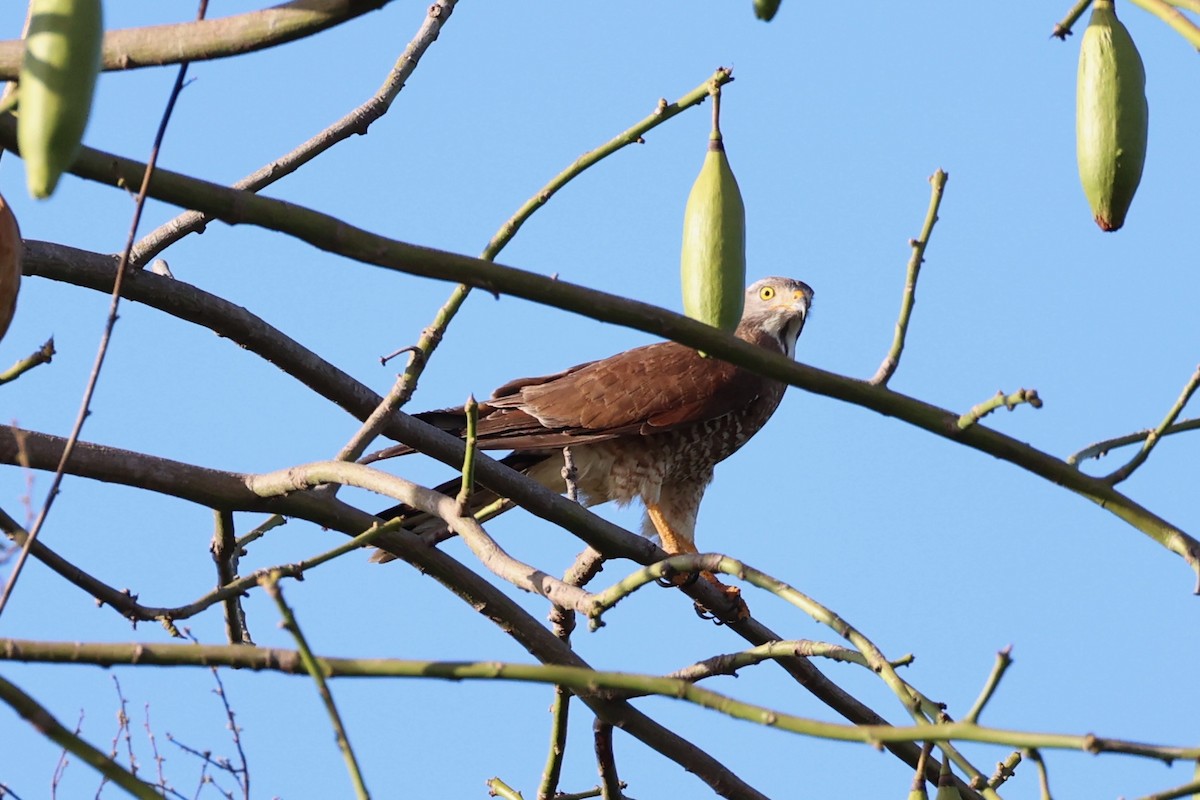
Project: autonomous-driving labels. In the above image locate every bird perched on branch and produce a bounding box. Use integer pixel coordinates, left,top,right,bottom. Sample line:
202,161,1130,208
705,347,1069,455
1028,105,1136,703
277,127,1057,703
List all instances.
365,276,813,616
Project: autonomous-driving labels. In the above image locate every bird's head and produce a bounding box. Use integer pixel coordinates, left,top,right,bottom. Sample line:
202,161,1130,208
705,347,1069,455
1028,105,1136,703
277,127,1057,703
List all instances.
738,277,813,358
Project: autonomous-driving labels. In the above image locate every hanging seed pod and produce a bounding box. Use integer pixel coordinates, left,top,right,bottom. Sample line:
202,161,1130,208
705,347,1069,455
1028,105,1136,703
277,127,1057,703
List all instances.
932,757,961,800
18,0,104,199
0,192,22,342
1076,0,1148,232
754,0,782,21
680,90,746,332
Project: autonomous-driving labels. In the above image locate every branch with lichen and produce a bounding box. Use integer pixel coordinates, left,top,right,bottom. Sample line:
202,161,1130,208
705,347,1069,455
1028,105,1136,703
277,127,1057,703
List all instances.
871,169,948,387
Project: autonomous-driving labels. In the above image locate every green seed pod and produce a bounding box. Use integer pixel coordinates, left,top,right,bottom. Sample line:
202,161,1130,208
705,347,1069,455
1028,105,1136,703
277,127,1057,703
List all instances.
680,105,746,332
754,0,782,21
933,757,961,800
18,0,104,199
1076,0,1148,232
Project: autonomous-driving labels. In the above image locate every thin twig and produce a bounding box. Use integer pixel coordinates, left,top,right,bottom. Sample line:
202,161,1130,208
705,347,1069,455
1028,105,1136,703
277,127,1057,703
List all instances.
539,545,603,799
456,395,478,515
205,649,250,799
593,719,623,800
1127,0,1200,48
143,705,170,797
333,359,419,464
1105,365,1200,485
1068,417,1200,465
0,1,206,620
211,509,251,645
910,741,933,798
987,751,1021,789
1052,0,1093,38
1024,748,1053,800
260,573,369,799
663,639,913,687
0,337,54,384
536,682,571,800
486,777,524,800
561,446,579,504
109,675,137,782
963,646,1013,724
51,709,83,797
871,169,948,386
956,389,1042,430
1135,776,1200,800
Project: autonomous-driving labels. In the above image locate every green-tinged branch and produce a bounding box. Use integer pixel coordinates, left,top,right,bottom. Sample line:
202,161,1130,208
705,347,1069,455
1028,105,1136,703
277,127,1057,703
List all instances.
1127,0,1200,49
3,638,1198,763
957,389,1042,430
871,169,948,386
1105,365,1200,484
0,337,54,384
1052,0,1094,38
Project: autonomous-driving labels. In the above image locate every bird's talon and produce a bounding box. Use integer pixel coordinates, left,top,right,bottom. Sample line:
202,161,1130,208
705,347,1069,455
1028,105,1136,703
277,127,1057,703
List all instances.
656,568,700,588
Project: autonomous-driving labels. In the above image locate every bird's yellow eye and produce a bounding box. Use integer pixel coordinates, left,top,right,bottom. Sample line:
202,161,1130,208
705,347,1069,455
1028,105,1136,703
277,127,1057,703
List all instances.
758,286,775,301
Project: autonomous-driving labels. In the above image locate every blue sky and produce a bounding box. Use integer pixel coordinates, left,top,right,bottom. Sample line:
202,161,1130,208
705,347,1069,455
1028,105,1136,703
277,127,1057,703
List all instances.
3,1,1199,798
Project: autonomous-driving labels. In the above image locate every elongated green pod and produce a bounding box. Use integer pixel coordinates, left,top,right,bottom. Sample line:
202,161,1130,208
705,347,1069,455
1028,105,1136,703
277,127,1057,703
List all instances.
18,0,104,199
1076,0,1148,232
680,103,746,332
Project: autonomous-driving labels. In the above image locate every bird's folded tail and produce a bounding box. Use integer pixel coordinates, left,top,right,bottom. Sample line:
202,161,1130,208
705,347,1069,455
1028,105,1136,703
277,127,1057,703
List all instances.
369,452,548,563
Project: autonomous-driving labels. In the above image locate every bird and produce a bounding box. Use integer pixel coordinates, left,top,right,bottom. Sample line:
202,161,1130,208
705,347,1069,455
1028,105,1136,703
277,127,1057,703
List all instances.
365,276,813,614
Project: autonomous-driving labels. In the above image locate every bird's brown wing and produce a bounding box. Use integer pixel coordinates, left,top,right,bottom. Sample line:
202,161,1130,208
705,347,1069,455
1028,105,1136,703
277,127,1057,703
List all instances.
472,339,767,451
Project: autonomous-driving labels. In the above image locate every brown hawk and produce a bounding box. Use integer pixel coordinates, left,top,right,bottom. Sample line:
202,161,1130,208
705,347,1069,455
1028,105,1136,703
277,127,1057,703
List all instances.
368,277,813,603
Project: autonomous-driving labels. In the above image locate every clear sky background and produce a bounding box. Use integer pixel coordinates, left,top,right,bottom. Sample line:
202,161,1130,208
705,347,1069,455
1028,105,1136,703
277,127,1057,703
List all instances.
2,1,1199,798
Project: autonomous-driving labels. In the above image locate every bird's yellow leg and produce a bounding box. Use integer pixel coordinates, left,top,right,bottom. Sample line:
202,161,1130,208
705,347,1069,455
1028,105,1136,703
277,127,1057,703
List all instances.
647,504,697,557
646,504,747,620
